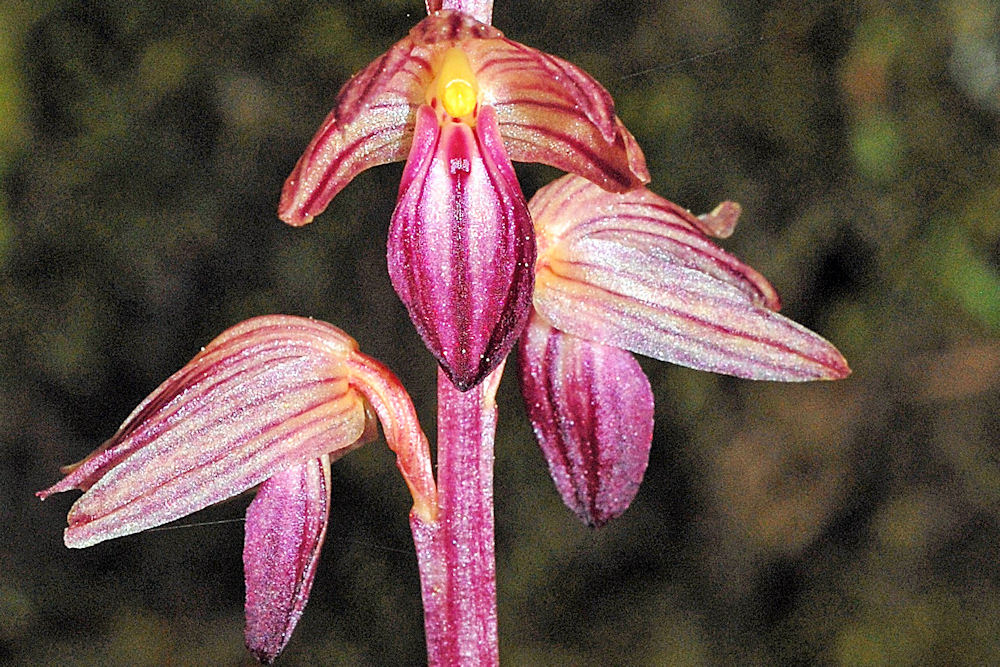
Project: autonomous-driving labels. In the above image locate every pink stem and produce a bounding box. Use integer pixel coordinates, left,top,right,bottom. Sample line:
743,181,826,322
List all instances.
411,363,504,666
426,0,494,25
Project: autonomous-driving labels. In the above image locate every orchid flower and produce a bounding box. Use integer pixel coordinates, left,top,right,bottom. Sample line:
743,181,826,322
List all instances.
518,175,851,526
278,8,648,390
37,316,435,664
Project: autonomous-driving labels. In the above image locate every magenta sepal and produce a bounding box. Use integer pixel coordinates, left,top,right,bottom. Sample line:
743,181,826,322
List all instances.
518,313,654,527
244,455,331,664
388,105,535,390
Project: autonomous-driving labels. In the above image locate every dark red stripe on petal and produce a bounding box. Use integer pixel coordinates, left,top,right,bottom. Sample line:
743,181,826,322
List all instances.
518,313,654,527
498,118,643,192
535,266,850,381
40,316,371,548
529,176,781,309
244,457,331,663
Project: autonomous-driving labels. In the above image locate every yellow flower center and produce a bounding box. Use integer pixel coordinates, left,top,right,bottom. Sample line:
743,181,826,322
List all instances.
436,48,479,120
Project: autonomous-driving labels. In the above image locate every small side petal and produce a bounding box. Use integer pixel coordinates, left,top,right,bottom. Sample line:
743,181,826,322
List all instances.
465,38,650,191
518,313,653,527
39,316,371,548
244,456,331,664
388,105,535,390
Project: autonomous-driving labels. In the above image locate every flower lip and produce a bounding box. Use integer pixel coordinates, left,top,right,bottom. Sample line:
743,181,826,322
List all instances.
388,104,535,390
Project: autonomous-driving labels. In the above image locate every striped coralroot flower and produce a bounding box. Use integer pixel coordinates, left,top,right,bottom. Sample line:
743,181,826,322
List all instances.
38,315,436,663
518,175,850,527
278,10,649,390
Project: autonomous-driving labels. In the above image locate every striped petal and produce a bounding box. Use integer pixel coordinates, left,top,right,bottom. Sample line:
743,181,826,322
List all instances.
38,316,372,548
388,104,535,390
279,10,650,226
518,313,653,527
465,37,650,192
531,175,780,308
244,456,331,664
531,176,850,381
278,12,502,226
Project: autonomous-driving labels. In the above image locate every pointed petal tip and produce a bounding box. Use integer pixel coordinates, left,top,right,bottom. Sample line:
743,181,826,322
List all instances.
697,201,741,239
277,198,315,227
440,363,489,392
821,352,852,380
247,643,279,665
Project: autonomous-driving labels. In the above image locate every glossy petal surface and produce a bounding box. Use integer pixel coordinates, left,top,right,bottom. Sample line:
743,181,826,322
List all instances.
518,314,653,527
531,176,851,381
388,105,534,390
39,316,370,548
244,456,331,664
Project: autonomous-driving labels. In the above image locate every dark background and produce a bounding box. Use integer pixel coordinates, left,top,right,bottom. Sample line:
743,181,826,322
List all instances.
3,0,1000,664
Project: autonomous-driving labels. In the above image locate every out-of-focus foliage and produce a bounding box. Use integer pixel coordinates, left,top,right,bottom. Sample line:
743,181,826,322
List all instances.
3,0,999,664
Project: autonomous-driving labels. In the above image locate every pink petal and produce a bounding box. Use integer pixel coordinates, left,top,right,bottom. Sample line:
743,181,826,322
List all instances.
531,177,850,381
388,105,534,390
531,175,780,308
518,313,653,527
278,40,427,225
38,316,371,548
463,38,650,192
278,12,503,226
244,456,331,664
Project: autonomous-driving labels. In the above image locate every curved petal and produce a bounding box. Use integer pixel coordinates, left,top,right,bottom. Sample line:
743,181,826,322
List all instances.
388,105,535,390
518,313,653,527
531,178,850,381
278,11,503,226
465,39,650,192
535,254,849,381
244,456,331,664
38,316,371,548
531,175,780,308
278,37,430,225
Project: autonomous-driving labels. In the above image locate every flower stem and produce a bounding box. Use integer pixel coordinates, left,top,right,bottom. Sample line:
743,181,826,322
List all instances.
410,364,504,666
427,0,494,25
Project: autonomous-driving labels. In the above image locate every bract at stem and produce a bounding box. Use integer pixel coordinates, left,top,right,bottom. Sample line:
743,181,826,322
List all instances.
346,352,438,522
411,364,503,666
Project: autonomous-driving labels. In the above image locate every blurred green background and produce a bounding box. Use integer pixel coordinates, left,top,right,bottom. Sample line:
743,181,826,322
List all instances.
3,0,1000,664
